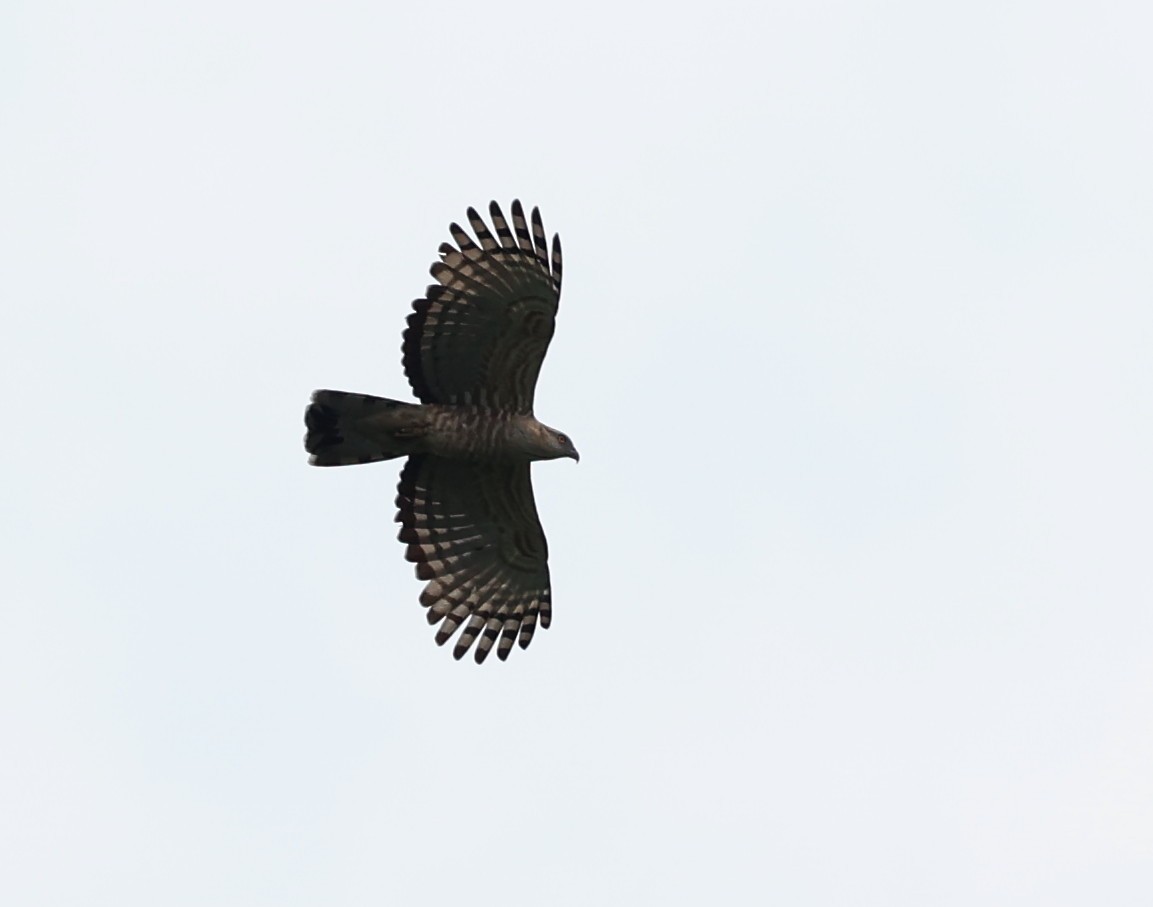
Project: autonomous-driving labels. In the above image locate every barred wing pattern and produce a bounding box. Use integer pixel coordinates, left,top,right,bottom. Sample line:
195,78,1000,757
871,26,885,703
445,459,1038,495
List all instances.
403,200,562,415
395,455,552,662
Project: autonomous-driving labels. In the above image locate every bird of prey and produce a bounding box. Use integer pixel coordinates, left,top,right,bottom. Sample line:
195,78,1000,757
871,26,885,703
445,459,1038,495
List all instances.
304,201,577,663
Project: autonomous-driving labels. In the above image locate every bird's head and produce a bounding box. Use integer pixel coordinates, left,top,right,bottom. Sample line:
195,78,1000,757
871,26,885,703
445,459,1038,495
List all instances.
534,423,579,462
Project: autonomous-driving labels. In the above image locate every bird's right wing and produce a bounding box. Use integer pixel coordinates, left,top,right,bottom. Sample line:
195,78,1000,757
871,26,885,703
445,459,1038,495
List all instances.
402,201,562,415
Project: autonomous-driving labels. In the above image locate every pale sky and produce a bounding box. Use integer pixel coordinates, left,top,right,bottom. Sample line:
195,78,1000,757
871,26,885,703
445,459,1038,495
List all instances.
3,1,1152,904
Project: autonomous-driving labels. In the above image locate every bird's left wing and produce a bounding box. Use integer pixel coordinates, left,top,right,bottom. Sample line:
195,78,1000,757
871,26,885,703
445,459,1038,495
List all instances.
395,455,552,662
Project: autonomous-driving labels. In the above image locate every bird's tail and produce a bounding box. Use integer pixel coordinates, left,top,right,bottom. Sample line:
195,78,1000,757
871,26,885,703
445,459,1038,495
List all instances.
304,390,425,466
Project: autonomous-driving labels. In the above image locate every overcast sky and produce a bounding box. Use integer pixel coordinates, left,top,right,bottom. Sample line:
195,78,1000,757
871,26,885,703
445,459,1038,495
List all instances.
3,1,1152,904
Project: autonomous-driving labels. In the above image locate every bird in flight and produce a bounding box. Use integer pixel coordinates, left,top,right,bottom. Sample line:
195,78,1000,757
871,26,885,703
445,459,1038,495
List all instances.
304,201,577,663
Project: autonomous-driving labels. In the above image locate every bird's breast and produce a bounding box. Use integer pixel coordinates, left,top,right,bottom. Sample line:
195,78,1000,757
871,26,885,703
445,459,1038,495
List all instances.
424,406,533,461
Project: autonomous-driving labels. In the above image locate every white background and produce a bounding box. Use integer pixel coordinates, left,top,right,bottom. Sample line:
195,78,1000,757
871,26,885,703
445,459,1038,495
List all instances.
3,1,1151,904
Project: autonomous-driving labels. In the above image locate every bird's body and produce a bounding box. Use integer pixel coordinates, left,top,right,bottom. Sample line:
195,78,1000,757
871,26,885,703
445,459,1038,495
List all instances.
304,201,576,663
306,394,572,464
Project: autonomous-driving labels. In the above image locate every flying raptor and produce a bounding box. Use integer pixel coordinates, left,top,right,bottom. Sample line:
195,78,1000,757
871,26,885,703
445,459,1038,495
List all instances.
304,201,577,663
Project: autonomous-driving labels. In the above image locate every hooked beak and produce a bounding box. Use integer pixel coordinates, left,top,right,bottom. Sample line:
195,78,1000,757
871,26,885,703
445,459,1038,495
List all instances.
570,449,580,463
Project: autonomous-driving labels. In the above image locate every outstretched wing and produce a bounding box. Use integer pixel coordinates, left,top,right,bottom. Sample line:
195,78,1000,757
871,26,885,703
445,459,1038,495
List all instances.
395,455,552,663
402,200,562,414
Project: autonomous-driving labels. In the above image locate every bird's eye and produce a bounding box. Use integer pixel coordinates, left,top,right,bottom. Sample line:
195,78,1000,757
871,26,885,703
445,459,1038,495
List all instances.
557,434,568,445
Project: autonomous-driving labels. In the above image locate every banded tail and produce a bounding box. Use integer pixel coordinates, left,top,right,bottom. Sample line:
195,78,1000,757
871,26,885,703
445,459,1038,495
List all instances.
305,390,424,466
